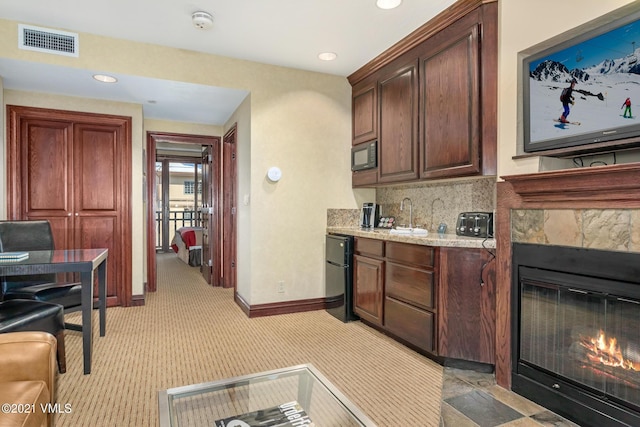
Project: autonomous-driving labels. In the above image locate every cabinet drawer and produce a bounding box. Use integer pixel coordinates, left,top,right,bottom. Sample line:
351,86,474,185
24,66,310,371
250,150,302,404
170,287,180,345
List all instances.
386,242,434,268
384,297,434,353
386,262,434,309
355,237,384,257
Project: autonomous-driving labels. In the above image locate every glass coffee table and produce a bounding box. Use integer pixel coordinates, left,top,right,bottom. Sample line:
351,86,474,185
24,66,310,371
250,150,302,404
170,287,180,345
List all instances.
158,364,376,426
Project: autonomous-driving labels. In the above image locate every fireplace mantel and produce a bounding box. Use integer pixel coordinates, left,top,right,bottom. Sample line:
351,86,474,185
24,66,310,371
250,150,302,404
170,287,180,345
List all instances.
502,162,640,205
495,162,640,388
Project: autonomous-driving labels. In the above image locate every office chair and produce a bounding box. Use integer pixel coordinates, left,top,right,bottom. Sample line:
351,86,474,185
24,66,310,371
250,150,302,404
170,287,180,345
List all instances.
0,220,82,330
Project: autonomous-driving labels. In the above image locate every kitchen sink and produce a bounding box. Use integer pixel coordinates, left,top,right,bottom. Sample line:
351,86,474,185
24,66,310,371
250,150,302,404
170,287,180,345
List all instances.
389,227,428,236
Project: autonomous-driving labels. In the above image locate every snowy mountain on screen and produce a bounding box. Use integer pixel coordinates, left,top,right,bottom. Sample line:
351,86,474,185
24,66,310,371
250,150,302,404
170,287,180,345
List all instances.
530,59,591,83
528,48,639,144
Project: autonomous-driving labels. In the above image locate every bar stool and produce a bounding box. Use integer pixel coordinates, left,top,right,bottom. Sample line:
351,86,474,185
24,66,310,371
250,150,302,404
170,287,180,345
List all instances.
0,299,66,373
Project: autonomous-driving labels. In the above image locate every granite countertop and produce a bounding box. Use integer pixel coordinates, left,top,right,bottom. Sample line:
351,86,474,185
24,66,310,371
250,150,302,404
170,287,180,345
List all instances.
326,226,496,249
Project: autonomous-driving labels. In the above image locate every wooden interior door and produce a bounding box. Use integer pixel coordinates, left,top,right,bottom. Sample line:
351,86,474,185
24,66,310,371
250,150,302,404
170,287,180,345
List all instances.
73,122,125,306
222,125,237,289
200,146,213,285
7,105,132,307
14,117,75,248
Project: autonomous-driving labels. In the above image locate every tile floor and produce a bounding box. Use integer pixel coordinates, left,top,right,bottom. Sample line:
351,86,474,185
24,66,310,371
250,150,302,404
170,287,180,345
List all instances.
439,368,581,427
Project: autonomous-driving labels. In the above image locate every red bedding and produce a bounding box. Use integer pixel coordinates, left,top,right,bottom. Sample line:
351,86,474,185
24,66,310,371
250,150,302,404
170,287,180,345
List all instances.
171,227,199,252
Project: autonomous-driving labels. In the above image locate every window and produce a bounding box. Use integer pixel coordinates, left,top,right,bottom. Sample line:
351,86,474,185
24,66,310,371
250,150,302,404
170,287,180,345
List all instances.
184,181,195,194
184,181,201,195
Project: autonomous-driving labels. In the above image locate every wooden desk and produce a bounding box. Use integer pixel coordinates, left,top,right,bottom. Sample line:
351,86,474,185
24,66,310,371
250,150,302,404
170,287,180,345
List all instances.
0,248,108,374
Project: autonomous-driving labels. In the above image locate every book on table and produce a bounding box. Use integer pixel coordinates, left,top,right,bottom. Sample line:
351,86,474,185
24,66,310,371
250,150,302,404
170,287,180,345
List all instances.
0,251,29,262
213,401,314,427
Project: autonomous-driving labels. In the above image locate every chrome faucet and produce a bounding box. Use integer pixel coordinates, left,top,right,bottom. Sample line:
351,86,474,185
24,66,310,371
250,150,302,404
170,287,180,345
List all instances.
400,197,413,229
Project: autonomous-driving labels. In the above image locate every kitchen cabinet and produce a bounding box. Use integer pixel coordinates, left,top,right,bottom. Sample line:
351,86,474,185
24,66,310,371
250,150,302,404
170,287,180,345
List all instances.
349,0,497,187
352,79,377,146
437,247,495,364
419,19,480,179
384,242,436,352
353,238,385,326
349,233,496,366
377,60,419,184
418,4,497,179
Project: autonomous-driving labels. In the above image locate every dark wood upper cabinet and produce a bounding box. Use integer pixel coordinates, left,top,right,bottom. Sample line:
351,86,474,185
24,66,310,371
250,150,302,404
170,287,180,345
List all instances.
349,0,497,187
420,22,480,179
352,80,377,146
378,61,419,184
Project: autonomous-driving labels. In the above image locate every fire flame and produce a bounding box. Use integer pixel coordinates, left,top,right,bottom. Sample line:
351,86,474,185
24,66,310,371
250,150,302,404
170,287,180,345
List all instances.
580,330,640,371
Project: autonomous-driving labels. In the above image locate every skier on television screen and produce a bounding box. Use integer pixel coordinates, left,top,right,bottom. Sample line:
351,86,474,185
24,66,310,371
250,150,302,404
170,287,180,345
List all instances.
558,78,577,123
622,97,632,118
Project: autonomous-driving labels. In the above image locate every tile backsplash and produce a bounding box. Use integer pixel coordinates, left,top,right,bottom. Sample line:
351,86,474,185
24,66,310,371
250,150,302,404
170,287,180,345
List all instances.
328,177,496,231
512,208,640,253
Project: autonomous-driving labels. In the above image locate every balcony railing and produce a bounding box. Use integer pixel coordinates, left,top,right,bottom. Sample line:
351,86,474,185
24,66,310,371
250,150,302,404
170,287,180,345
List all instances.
155,210,201,250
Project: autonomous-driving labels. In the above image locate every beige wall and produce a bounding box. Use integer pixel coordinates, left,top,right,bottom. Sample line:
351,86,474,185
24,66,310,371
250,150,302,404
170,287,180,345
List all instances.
497,0,635,178
0,18,359,305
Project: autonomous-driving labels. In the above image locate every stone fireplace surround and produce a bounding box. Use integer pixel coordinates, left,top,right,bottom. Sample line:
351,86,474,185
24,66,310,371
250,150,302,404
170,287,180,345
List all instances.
496,162,640,390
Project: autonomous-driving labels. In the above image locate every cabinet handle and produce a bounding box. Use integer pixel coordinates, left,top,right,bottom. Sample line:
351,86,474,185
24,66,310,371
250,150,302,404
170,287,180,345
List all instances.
75,213,79,217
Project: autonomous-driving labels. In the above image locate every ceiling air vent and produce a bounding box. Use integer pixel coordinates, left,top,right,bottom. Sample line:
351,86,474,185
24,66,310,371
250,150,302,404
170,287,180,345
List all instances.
18,24,79,57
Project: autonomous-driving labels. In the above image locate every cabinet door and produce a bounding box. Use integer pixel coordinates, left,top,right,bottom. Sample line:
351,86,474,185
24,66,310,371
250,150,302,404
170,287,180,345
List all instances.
353,254,384,326
352,81,377,145
420,23,481,179
378,61,419,183
438,247,495,364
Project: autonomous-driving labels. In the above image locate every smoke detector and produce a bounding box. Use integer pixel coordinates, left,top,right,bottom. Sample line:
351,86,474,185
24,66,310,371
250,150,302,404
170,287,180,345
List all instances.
192,11,214,30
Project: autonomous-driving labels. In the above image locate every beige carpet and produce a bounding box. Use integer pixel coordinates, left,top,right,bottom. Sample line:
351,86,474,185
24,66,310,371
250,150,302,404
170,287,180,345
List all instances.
55,253,443,426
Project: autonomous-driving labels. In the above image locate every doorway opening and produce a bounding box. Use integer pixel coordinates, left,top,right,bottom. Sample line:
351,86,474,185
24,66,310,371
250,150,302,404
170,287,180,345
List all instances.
146,131,226,292
154,158,202,253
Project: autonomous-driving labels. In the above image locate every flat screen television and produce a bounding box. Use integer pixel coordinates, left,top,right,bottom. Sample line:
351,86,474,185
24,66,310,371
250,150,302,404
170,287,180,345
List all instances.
522,8,640,153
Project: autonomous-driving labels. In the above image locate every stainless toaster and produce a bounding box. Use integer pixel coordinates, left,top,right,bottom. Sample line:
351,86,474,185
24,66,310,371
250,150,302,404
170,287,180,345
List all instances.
455,212,494,238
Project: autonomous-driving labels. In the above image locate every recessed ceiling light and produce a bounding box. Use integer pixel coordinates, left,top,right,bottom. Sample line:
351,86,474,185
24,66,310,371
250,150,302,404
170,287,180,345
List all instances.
93,74,117,83
376,0,402,9
318,52,337,61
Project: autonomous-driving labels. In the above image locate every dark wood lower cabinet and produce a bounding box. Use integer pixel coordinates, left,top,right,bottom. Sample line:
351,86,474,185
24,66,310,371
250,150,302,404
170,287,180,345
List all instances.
437,247,496,364
353,254,384,326
352,237,496,366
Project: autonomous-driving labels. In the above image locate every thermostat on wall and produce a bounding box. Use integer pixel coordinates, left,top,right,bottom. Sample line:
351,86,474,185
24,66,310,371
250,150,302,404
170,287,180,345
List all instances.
267,166,282,182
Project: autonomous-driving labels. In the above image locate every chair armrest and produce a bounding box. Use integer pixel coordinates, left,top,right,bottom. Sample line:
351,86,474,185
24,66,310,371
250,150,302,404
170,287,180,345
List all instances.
0,332,57,398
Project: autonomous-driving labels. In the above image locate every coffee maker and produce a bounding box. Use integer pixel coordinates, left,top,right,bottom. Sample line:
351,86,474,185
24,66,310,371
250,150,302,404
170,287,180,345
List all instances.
360,203,381,229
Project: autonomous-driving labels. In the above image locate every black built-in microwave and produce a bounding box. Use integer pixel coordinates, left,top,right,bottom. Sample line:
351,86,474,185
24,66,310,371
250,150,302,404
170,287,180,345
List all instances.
351,141,377,171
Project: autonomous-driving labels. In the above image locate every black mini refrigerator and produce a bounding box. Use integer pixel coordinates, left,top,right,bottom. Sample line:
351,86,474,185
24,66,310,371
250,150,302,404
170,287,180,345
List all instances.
325,234,358,322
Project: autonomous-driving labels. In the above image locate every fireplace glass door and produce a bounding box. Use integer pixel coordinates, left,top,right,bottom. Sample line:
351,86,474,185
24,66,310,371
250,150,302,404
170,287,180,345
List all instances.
520,275,640,411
